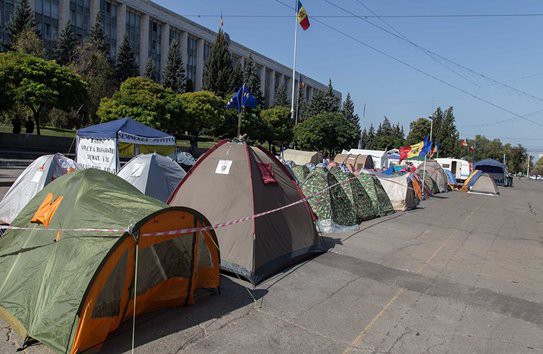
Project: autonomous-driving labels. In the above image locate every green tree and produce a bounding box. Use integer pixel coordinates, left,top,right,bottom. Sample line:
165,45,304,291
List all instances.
6,0,35,47
360,128,369,148
0,52,87,135
372,117,404,150
229,60,244,93
71,41,115,122
505,144,528,174
323,79,340,112
406,118,431,145
306,89,327,117
12,27,45,57
162,40,186,93
295,85,307,122
533,156,543,176
293,112,359,155
367,124,375,149
89,13,109,57
178,91,226,139
144,58,155,81
203,29,234,98
274,83,289,107
114,34,138,84
342,93,359,126
260,106,293,149
243,54,264,104
97,77,184,134
55,21,77,65
432,106,459,157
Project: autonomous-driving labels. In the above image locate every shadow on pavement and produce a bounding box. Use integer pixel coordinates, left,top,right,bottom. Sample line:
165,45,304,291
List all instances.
100,276,267,352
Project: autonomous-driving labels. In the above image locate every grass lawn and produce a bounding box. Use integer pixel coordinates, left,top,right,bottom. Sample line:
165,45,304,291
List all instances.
0,124,217,148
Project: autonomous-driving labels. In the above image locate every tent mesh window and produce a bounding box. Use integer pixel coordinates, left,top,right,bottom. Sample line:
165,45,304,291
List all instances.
93,250,128,318
135,237,193,296
197,233,213,269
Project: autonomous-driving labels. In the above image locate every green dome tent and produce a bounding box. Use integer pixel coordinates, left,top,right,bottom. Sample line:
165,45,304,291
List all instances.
0,169,219,353
301,167,358,233
291,165,311,184
329,166,378,222
356,172,395,217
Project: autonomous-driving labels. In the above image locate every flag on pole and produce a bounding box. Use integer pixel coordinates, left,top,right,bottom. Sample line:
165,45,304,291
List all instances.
226,84,258,112
399,140,425,162
297,1,310,30
429,142,440,158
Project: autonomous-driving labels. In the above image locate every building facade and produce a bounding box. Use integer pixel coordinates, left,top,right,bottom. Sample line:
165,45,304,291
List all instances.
1,0,340,106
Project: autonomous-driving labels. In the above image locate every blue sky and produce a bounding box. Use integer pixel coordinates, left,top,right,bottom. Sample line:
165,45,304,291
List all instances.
156,0,543,155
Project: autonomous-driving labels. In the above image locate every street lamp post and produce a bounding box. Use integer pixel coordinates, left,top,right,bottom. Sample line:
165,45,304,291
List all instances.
421,116,434,200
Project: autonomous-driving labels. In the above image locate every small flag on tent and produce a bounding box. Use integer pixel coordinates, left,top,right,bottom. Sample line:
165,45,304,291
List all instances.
460,139,468,147
297,1,310,30
226,84,258,112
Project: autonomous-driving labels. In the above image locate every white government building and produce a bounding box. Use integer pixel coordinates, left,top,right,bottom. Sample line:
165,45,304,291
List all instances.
0,0,340,106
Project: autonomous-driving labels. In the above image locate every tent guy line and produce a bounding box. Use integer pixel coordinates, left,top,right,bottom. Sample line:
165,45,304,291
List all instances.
0,173,418,237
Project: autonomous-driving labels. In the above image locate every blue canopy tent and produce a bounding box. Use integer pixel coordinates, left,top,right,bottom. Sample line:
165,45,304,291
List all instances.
76,117,176,173
444,169,458,185
473,159,506,185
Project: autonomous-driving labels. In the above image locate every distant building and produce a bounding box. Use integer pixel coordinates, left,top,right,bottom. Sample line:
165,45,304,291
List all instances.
0,0,341,106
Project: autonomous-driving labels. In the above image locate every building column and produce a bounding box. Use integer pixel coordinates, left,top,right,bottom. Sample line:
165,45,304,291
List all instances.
160,23,170,76
90,0,100,27
269,70,276,106
116,3,127,51
180,31,188,72
139,14,149,75
195,38,204,90
58,0,70,31
259,65,266,100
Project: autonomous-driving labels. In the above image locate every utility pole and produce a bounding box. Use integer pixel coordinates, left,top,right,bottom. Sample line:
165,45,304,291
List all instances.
527,154,530,177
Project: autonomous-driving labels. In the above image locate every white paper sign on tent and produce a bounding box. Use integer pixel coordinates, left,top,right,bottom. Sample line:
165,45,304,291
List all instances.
215,160,232,175
76,137,118,173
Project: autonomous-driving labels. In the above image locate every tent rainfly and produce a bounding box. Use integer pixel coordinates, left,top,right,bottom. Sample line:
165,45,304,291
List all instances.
168,140,321,284
333,154,374,171
0,153,80,225
76,117,176,173
416,160,449,193
0,169,220,353
118,153,186,202
473,159,506,185
376,173,419,211
282,149,323,166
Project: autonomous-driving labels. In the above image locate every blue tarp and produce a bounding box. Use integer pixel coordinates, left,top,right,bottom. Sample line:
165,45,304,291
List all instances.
473,159,505,185
444,169,458,185
77,117,174,141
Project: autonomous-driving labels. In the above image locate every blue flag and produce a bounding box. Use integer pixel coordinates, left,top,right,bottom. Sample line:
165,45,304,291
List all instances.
226,84,258,112
419,136,432,157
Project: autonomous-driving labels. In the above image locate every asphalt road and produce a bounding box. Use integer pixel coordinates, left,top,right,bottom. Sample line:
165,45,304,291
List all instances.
0,179,542,353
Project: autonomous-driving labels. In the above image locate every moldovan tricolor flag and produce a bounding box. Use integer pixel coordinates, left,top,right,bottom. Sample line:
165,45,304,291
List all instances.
399,140,425,162
297,1,310,30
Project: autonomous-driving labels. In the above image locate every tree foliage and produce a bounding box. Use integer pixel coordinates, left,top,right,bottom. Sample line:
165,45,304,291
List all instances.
534,156,543,176
431,107,459,157
6,0,35,46
342,93,359,127
114,34,138,84
203,30,236,98
323,79,340,112
243,54,264,104
406,118,431,145
178,91,226,137
465,135,528,173
274,83,289,107
97,77,184,134
306,90,327,117
371,117,405,150
71,41,114,122
229,60,244,93
144,58,155,81
162,40,186,93
260,106,293,147
89,13,109,57
12,27,45,58
56,21,77,65
0,52,87,135
293,112,359,155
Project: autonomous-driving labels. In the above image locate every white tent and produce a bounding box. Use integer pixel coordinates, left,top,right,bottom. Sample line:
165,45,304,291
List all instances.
375,174,418,211
0,154,81,224
344,149,389,169
117,153,186,202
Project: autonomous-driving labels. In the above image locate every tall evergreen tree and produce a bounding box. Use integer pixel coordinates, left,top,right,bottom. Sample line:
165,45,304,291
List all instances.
342,93,359,126
89,13,109,57
229,60,243,93
367,124,375,149
243,54,264,104
114,34,138,84
56,21,77,65
203,29,233,98
295,85,307,122
162,39,186,93
306,90,327,117
360,128,369,148
323,79,340,112
144,58,156,81
274,84,289,106
6,0,35,47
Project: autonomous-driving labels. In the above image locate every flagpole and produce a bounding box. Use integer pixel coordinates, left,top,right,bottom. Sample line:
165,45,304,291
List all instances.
422,117,433,199
290,0,299,123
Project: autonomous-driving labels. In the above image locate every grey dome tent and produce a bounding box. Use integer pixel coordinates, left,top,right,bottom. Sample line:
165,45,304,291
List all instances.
118,153,186,202
168,140,321,284
416,160,449,193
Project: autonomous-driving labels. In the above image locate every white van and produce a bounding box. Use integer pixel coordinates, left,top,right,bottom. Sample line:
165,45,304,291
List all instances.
436,158,471,181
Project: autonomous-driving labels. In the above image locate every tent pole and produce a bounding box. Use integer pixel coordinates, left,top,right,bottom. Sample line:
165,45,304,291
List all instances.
131,236,139,354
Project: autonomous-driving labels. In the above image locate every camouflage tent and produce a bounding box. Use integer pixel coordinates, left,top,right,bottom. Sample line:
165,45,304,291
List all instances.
301,167,357,233
291,165,311,184
329,166,378,222
356,172,395,217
